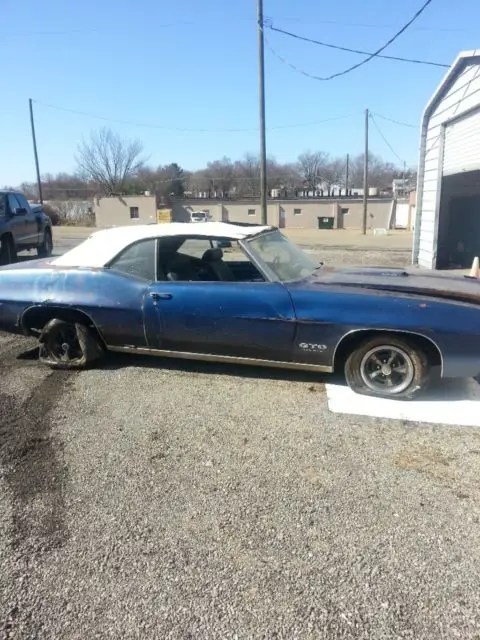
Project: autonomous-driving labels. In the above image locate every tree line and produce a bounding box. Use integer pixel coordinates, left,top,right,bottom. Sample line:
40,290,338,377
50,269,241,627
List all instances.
14,127,415,201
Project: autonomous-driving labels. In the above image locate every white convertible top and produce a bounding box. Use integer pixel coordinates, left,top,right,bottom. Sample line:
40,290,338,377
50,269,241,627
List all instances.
51,222,273,268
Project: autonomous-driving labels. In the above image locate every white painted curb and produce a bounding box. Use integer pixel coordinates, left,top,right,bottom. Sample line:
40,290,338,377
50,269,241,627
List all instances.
326,378,480,427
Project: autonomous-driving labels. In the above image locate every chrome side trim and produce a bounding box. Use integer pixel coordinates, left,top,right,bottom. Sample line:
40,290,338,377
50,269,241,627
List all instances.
332,328,444,376
107,345,333,373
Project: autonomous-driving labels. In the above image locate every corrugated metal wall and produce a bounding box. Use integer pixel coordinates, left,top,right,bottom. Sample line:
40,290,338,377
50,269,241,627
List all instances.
417,62,480,268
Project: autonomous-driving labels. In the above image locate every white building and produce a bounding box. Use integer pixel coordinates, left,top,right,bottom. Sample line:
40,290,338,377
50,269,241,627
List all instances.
413,49,480,269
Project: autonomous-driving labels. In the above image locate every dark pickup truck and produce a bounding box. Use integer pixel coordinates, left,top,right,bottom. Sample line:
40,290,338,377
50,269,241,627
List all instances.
0,190,53,265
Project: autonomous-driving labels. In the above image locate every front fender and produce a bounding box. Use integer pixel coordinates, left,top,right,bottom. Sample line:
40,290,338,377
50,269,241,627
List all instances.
287,286,480,378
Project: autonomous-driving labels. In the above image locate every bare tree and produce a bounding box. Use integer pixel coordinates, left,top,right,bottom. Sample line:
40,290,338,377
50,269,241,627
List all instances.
40,172,97,200
185,169,211,197
75,127,145,194
234,153,260,197
19,181,37,200
205,157,235,196
348,152,401,189
14,138,408,203
267,161,302,196
325,157,348,186
297,151,331,192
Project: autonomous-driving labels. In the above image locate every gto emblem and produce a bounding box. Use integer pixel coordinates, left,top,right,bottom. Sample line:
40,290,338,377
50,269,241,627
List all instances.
299,342,327,352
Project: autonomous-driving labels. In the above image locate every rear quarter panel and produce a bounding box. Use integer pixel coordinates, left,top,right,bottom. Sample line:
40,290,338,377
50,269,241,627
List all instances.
287,283,480,378
0,267,149,347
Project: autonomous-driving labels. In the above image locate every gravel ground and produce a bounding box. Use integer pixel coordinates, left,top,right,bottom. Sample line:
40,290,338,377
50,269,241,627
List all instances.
1,333,480,639
311,248,410,268
1,234,480,638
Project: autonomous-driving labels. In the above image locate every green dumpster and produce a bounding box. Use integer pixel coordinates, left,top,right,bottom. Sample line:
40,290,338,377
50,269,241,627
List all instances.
317,216,334,229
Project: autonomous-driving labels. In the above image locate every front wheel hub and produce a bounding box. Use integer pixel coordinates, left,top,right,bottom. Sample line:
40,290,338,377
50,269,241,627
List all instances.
360,345,415,395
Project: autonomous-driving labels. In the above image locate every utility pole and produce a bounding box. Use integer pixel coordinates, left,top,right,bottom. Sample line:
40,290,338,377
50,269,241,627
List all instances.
362,109,369,235
257,0,268,225
345,153,349,195
29,99,43,204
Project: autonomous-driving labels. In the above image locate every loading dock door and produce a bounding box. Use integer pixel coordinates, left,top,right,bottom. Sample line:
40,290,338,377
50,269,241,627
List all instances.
436,108,480,268
443,108,480,176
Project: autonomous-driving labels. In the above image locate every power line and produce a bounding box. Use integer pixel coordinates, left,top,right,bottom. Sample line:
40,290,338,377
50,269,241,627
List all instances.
266,0,437,81
33,100,252,132
369,113,405,164
2,16,464,38
266,24,449,68
270,16,467,33
272,113,360,129
371,112,418,128
264,35,333,82
0,21,195,37
32,99,358,132
318,0,437,79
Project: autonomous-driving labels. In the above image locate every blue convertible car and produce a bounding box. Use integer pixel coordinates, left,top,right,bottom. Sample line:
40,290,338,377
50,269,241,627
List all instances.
0,221,479,400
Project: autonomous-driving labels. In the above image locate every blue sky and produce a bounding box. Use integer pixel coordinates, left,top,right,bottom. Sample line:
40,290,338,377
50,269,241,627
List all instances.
1,0,479,185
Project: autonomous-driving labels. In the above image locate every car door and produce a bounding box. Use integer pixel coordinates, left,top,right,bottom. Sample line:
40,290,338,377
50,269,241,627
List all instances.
0,194,7,223
6,194,36,247
143,237,297,362
6,194,27,246
16,194,40,245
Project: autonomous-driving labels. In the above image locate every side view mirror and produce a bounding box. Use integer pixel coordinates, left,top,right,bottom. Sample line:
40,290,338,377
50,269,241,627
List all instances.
14,207,28,216
214,239,232,249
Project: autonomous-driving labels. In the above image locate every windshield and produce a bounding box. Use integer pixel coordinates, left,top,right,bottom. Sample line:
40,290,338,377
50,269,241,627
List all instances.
192,212,206,219
246,230,318,282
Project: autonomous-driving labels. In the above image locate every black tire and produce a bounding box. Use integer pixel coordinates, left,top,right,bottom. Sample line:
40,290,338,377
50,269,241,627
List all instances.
0,235,17,266
38,318,104,370
344,335,430,400
37,228,53,258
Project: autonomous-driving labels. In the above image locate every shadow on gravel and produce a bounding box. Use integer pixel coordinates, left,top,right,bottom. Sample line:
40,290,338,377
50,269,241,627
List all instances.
11,342,338,386
14,346,473,400
0,369,73,554
15,346,40,361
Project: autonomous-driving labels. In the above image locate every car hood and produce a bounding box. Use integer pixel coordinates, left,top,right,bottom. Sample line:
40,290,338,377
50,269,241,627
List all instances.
308,265,480,304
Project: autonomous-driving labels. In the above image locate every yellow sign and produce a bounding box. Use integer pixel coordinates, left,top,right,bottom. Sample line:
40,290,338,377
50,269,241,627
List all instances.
157,209,172,223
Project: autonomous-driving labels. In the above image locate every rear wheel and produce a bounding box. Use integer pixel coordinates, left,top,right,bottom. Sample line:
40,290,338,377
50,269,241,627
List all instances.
37,228,53,258
38,318,104,369
344,335,430,400
0,235,17,265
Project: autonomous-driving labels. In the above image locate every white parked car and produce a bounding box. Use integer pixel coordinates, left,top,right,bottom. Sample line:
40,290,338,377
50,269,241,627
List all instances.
190,211,209,223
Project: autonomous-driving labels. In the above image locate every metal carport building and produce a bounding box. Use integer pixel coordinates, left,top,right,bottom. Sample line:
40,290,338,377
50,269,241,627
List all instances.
413,49,480,270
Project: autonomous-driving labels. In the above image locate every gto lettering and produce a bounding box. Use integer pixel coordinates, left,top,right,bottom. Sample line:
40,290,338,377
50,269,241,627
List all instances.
298,343,327,352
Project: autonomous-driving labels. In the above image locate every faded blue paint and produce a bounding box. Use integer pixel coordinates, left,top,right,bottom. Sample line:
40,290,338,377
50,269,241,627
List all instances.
1,259,480,379
144,281,295,359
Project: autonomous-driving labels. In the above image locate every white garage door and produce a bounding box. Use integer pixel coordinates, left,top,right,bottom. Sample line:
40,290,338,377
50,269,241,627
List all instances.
395,203,409,228
443,108,480,176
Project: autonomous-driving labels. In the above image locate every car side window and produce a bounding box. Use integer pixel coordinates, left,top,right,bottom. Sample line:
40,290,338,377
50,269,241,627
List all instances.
109,238,157,281
7,194,21,214
177,238,213,259
156,235,265,283
0,195,6,217
16,194,30,210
